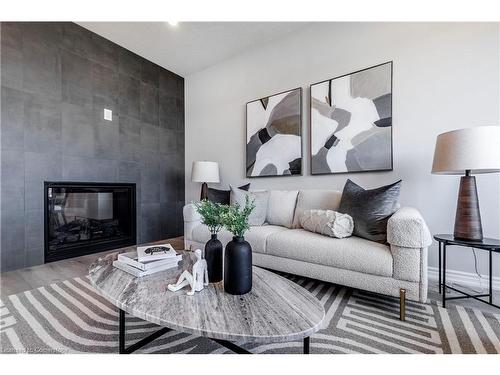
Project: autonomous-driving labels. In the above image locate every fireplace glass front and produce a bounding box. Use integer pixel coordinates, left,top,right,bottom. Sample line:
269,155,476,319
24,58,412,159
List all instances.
44,182,136,262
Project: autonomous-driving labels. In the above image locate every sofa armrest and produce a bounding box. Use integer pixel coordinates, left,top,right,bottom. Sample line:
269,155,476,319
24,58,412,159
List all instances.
184,203,201,222
387,207,432,248
387,207,430,302
390,245,428,302
183,203,202,242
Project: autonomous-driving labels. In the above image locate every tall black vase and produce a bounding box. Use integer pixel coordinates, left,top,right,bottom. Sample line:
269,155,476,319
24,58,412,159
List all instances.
205,234,223,283
224,236,252,295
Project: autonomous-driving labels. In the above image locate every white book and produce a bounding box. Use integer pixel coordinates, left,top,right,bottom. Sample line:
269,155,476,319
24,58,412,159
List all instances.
118,251,182,271
113,259,180,277
136,243,177,262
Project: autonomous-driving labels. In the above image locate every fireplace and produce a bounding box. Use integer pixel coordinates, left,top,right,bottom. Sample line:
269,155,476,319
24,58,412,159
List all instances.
44,182,137,263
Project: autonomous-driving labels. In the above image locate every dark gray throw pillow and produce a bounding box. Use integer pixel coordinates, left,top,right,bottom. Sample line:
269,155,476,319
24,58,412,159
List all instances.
207,183,250,204
338,179,402,243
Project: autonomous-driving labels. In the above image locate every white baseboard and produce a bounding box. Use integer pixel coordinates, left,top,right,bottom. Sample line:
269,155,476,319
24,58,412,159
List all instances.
428,266,500,291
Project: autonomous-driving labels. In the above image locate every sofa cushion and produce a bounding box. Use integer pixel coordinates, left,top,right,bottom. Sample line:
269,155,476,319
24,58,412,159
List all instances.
207,183,250,204
292,190,342,228
191,224,287,254
300,209,354,238
266,190,298,228
230,186,269,226
266,229,393,277
338,179,401,243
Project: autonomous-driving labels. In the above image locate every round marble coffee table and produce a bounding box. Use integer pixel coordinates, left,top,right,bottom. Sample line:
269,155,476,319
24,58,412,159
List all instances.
88,250,324,354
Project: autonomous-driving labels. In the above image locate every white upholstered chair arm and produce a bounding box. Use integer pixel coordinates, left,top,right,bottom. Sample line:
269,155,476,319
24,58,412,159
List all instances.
183,203,202,242
387,207,432,248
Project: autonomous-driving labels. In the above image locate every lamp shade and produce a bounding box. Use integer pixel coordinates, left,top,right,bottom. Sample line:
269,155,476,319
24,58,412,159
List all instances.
431,126,500,175
191,161,220,183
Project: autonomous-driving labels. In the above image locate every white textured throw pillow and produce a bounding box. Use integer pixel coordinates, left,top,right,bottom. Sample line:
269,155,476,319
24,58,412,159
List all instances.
266,190,299,228
230,186,269,226
300,209,354,238
292,190,343,228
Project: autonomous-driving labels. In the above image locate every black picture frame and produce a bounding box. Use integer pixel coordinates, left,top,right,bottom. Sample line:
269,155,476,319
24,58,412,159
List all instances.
245,87,303,178
309,61,393,176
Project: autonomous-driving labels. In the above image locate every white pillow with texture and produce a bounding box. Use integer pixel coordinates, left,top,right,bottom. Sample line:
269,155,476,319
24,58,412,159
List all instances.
292,190,342,228
300,209,354,238
266,190,299,228
230,186,269,226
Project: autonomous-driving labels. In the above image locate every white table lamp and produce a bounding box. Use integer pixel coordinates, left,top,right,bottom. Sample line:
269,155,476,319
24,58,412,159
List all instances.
432,126,500,241
191,161,220,200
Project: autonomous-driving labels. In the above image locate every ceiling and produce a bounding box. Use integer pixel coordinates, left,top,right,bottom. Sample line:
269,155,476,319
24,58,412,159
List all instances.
78,22,309,76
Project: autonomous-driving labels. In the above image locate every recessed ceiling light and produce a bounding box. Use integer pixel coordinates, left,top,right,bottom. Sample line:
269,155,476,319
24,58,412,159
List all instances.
167,21,178,27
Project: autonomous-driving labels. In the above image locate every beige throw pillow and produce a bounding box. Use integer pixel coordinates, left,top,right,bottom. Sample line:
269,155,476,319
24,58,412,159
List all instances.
230,186,269,226
292,190,343,228
266,190,299,228
300,209,354,238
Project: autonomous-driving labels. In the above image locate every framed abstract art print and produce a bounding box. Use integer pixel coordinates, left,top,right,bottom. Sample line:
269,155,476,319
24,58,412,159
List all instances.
310,62,393,175
246,88,302,177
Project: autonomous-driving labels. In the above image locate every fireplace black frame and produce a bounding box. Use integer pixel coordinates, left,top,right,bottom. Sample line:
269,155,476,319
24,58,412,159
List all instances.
44,181,137,263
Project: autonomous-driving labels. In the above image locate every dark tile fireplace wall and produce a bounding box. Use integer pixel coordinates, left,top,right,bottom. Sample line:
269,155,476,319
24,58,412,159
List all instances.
0,22,185,271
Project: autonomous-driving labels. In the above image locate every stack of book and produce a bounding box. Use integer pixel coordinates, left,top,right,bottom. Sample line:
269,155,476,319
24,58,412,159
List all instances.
113,243,182,277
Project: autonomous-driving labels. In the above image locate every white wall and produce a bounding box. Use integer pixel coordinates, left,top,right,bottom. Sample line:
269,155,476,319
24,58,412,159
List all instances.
185,22,500,275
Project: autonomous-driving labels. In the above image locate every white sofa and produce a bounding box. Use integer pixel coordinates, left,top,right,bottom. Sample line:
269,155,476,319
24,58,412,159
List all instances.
183,189,432,317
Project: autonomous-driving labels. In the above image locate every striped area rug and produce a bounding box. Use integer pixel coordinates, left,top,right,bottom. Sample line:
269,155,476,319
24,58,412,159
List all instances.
1,274,500,354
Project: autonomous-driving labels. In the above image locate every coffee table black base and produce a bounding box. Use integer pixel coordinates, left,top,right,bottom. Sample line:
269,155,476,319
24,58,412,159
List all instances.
119,309,171,354
119,309,311,354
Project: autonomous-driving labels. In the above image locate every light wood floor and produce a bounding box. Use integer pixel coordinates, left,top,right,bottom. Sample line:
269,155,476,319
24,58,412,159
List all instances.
0,237,184,298
1,236,499,314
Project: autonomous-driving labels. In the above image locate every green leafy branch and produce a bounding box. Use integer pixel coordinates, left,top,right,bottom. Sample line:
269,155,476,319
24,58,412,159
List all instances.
221,195,256,238
194,200,227,235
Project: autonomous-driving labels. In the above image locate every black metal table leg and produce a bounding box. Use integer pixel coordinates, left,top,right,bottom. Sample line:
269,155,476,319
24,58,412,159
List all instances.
434,236,500,312
442,244,446,308
211,339,252,354
304,337,310,354
489,250,493,304
438,242,442,294
119,309,126,354
119,309,171,354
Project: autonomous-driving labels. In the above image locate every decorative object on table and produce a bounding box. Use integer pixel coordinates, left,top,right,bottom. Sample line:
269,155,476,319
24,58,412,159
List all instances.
338,179,401,243
191,161,220,200
113,249,181,277
194,200,227,282
167,249,209,295
230,185,269,226
221,196,256,295
300,209,354,238
432,126,500,241
207,183,250,204
310,62,393,175
136,243,177,262
434,234,500,310
246,87,302,177
117,250,182,272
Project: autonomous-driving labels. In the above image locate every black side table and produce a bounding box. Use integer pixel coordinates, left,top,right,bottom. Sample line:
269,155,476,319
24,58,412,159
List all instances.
434,234,500,309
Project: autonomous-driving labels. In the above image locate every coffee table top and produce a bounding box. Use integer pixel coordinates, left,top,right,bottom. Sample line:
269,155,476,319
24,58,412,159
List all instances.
88,250,324,343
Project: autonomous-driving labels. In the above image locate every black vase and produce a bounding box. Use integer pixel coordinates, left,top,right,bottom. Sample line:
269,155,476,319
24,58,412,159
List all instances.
224,236,252,295
205,234,223,283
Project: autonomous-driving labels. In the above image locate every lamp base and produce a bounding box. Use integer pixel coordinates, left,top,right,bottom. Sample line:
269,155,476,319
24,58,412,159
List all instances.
454,173,483,241
200,182,209,201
